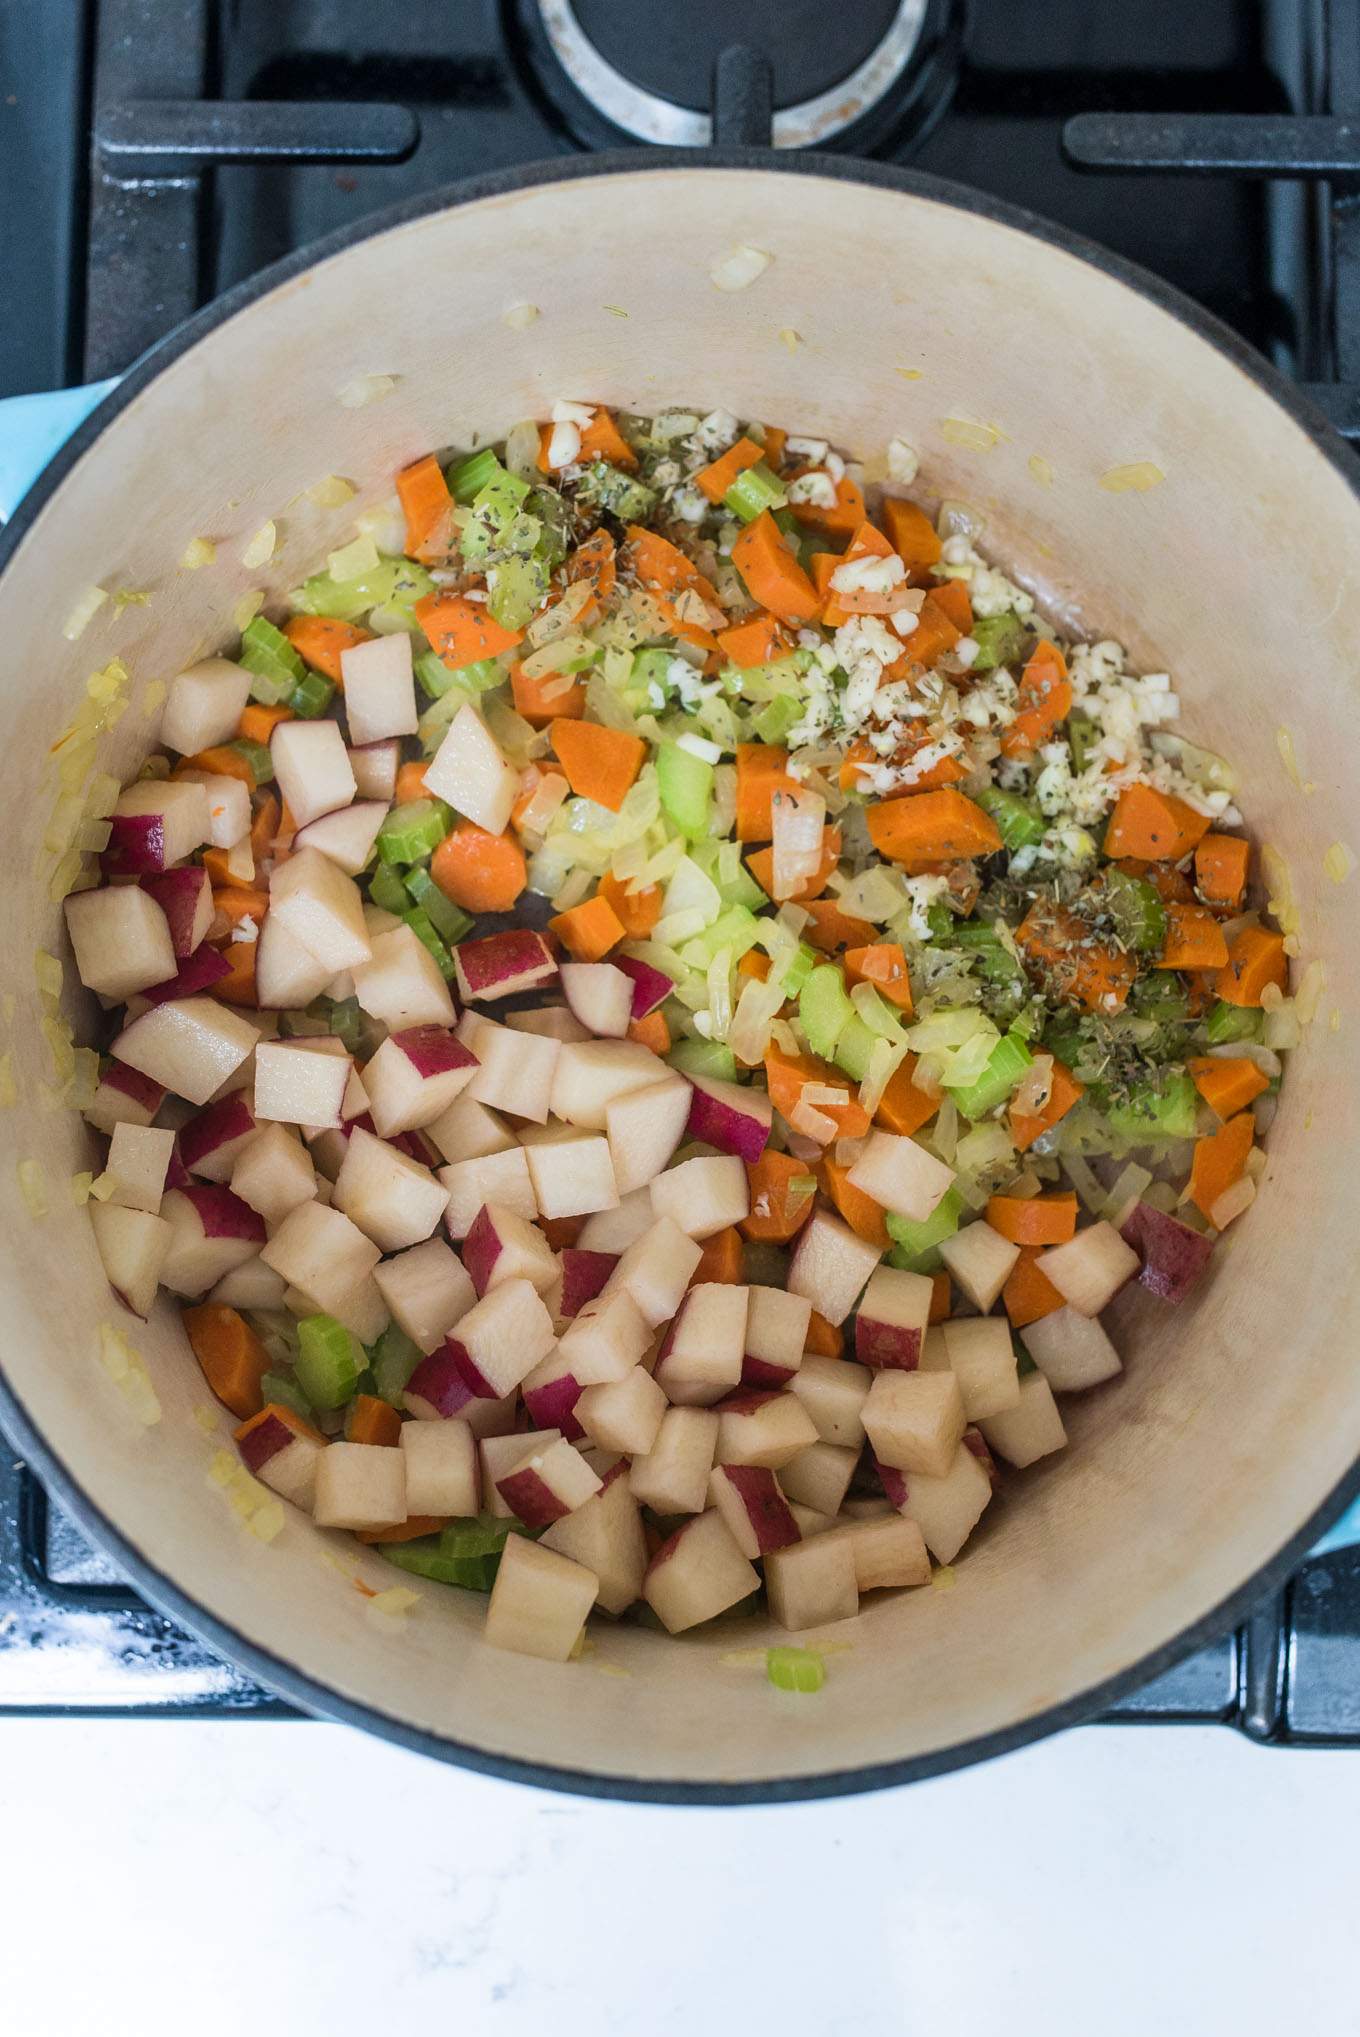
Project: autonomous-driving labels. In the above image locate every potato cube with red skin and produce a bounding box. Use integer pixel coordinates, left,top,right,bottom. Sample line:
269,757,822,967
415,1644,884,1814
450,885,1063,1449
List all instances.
229,1122,317,1225
627,1407,719,1515
787,1209,881,1326
559,1248,618,1319
140,867,213,960
1019,1307,1122,1392
84,1063,166,1137
363,1027,479,1139
113,997,259,1109
789,1353,872,1446
846,1131,956,1223
683,1074,772,1165
764,1533,859,1632
401,1346,515,1433
606,1077,693,1197
497,1437,603,1530
236,1403,327,1512
839,1514,931,1593
65,885,177,1002
575,1367,668,1457
454,928,557,1004
642,1509,759,1633
708,1463,801,1558
854,1264,933,1370
271,719,356,828
462,1200,558,1297
541,1465,646,1617
938,1221,1021,1314
715,1389,819,1469
649,1155,750,1241
372,1238,475,1354
351,925,456,1031
439,1146,538,1240
891,1444,994,1564
519,1126,620,1222
863,1368,966,1479
312,1441,406,1530
559,961,633,1039
480,1431,562,1519
550,1039,671,1130
604,1217,703,1326
979,1371,1068,1468
521,1348,587,1443
463,1020,560,1125
398,1418,479,1516
484,1533,599,1662
157,1185,267,1298
577,1187,655,1253
777,1439,859,1516
1039,1221,1140,1317
88,1201,172,1320
941,1316,1022,1421
558,1286,652,1386
106,1122,175,1214
102,778,210,877
332,1128,449,1253
1119,1199,1216,1303
742,1285,812,1388
441,1277,557,1401
656,1284,749,1394
424,703,521,837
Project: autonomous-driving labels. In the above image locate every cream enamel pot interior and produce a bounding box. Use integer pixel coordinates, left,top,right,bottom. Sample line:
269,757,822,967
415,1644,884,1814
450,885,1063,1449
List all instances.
3,156,1359,1802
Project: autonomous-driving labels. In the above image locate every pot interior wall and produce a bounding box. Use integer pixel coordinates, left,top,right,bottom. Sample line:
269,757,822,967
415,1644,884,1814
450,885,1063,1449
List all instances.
2,166,1358,1789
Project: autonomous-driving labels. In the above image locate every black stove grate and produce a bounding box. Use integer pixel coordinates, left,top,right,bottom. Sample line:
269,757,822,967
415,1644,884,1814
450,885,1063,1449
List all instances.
2,0,1359,1738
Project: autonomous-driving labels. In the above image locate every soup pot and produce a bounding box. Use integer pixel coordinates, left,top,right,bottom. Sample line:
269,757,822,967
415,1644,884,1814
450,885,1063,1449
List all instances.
2,153,1358,1802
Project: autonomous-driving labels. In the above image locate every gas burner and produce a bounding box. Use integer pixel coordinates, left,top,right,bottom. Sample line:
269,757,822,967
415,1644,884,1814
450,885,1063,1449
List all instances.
512,0,963,154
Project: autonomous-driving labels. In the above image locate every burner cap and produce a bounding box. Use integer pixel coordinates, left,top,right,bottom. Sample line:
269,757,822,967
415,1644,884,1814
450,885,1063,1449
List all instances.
572,0,900,113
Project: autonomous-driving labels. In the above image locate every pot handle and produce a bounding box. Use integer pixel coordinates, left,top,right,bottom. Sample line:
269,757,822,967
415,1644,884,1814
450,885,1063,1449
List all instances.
0,380,120,525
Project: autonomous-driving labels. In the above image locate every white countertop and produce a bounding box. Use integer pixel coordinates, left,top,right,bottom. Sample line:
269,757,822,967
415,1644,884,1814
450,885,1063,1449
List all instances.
0,1716,1353,2031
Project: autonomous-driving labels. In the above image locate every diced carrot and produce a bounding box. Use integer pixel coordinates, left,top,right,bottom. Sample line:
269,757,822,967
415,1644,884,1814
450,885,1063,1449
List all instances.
731,511,821,623
1002,1247,1066,1329
761,428,787,470
413,591,524,667
283,614,372,684
596,869,661,938
716,611,790,668
928,1269,951,1324
550,717,645,813
1195,833,1250,910
537,407,637,472
549,893,626,962
567,527,617,620
354,1517,451,1545
1010,1056,1084,1152
985,1192,1079,1245
867,787,1003,866
348,1394,402,1448
208,941,257,1007
628,1010,670,1053
1160,900,1230,971
692,1226,744,1283
238,700,293,744
894,587,967,670
929,579,973,632
788,475,865,537
210,886,269,936
879,497,942,570
694,436,765,504
812,521,898,623
1015,898,1136,1014
1117,857,1195,904
1103,783,1212,862
844,942,914,1014
395,761,431,804
838,731,965,797
821,1157,891,1251
1216,924,1288,1007
175,744,256,791
430,820,527,917
735,743,803,842
1187,1110,1255,1224
234,1402,326,1449
1001,641,1072,757
745,825,842,904
182,1303,272,1421
624,525,720,606
799,897,878,953
763,1045,870,1139
739,1151,818,1244
396,453,454,561
511,661,586,726
201,847,237,889
874,1053,940,1137
804,1310,844,1358
1188,1055,1270,1121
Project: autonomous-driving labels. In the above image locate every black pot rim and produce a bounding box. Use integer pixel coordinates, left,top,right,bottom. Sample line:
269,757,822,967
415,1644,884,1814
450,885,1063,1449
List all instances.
3,145,1358,1805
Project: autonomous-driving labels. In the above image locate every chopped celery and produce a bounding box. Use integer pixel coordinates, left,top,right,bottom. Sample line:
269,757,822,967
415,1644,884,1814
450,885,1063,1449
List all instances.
969,613,1030,671
471,467,531,530
488,553,549,631
368,859,410,915
329,996,366,1054
1068,714,1097,772
288,669,335,720
376,798,452,866
1204,1000,1264,1045
1107,1072,1199,1142
404,906,456,979
689,839,768,911
369,1323,424,1408
772,506,802,543
259,1369,313,1422
1016,1347,1038,1378
766,1646,825,1693
751,693,803,745
679,903,760,969
925,900,954,943
1133,972,1193,1024
380,1517,515,1591
889,1242,945,1275
724,462,787,523
656,740,714,839
886,1189,964,1259
295,1314,364,1410
952,921,1025,988
780,942,818,1000
974,784,1046,853
227,738,274,785
1100,868,1167,953
947,1029,1033,1119
800,965,855,1060
405,865,474,944
447,447,503,504
832,1013,878,1083
239,615,306,704
574,461,657,521
416,650,460,699
668,1037,739,1082
297,561,399,623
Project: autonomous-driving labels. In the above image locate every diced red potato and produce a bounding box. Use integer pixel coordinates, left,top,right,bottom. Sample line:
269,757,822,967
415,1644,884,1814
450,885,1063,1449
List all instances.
113,994,257,1108
788,1503,839,1538
454,929,558,1004
443,1276,557,1399
604,1076,692,1197
175,768,251,849
209,1255,289,1312
642,1508,759,1634
236,1407,326,1511
838,1514,931,1593
439,1146,537,1240
157,1184,267,1297
862,1368,966,1480
541,1468,647,1617
1120,1199,1217,1303
656,1283,749,1396
362,1026,478,1139
339,632,419,745
160,656,254,757
610,955,673,1019
260,1199,382,1316
178,1090,258,1179
330,1127,449,1252
764,1532,858,1632
426,1093,516,1165
463,1199,559,1296
252,1041,350,1131
403,1340,507,1425
683,1075,772,1164
496,1436,603,1530
521,1347,587,1441
575,1366,668,1456
649,1154,750,1240
1039,1221,1140,1317
979,1371,1068,1468
708,1463,801,1558
374,1238,476,1353
480,1430,561,1519
423,702,521,836
348,741,401,803
1019,1307,1123,1392
787,1208,880,1326
558,1285,652,1385
559,1248,618,1318
845,1131,956,1224
484,1532,599,1662
254,911,334,1010
576,1186,656,1252
559,962,634,1038
941,1316,1022,1421
140,868,213,959
293,801,388,876
603,1216,703,1325
84,1063,166,1135
87,1200,172,1319
463,1020,559,1124
140,941,234,1006
549,1040,671,1130
627,1405,719,1515
270,718,357,828
938,1221,1021,1313
715,1389,819,1469
312,1441,406,1531
64,886,176,1002
519,1126,620,1220
742,1284,812,1387
788,1353,871,1446
854,1265,933,1371
101,779,211,876
777,1438,859,1515
890,1443,994,1564
351,924,457,1030
506,1005,592,1044
320,1271,390,1346
269,848,372,973
398,1416,479,1516
105,1122,175,1212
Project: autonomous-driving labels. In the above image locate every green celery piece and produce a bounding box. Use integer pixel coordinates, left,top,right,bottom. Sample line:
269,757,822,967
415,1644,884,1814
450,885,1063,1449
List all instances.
328,996,366,1054
369,1323,424,1408
404,906,457,979
952,921,1025,989
751,693,802,745
368,860,410,915
724,462,787,524
447,447,503,505
259,1369,312,1422
946,1028,1033,1119
1101,868,1167,953
1133,971,1194,1023
376,798,452,866
288,670,335,720
385,560,435,612
418,691,464,758
771,506,801,543
885,1187,964,1259
298,560,403,623
295,1315,364,1410
633,647,679,701
1204,1000,1264,1046
488,553,548,630
766,1646,825,1693
1107,1072,1200,1142
679,903,761,970
405,864,474,945
416,650,461,700
969,613,1030,672
574,461,657,522
925,900,954,943
779,941,818,1000
239,616,306,704
800,965,855,1061
227,738,274,786
382,1515,529,1590
656,741,715,839
668,1037,739,1082
888,1243,944,1274
974,784,1046,853
689,840,768,912
1068,714,1097,772
1016,1347,1038,1378
471,467,531,532
832,1014,878,1083
499,511,543,560
529,487,573,572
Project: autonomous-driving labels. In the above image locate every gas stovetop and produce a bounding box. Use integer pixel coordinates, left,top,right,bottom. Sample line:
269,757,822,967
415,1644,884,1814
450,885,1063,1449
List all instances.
3,0,1360,1738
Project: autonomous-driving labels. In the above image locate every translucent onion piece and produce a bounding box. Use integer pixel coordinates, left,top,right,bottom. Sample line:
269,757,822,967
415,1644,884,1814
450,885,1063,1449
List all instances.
1010,1054,1054,1122
1098,461,1165,493
790,1098,837,1143
770,787,826,902
1061,1152,1106,1216
1210,1176,1257,1230
1102,1162,1153,1221
62,586,108,640
940,417,1000,453
711,245,772,292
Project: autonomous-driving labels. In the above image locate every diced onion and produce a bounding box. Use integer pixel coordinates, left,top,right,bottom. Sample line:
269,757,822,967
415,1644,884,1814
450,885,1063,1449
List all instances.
1324,840,1355,882
179,537,215,569
242,521,276,568
1061,1152,1106,1216
941,417,1000,452
1010,1054,1054,1122
791,1098,837,1142
769,786,825,902
1295,959,1326,1025
504,303,538,330
1102,1162,1153,1221
1210,1176,1257,1229
711,245,772,292
305,474,355,509
1099,461,1165,493
339,374,397,408
62,586,108,640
